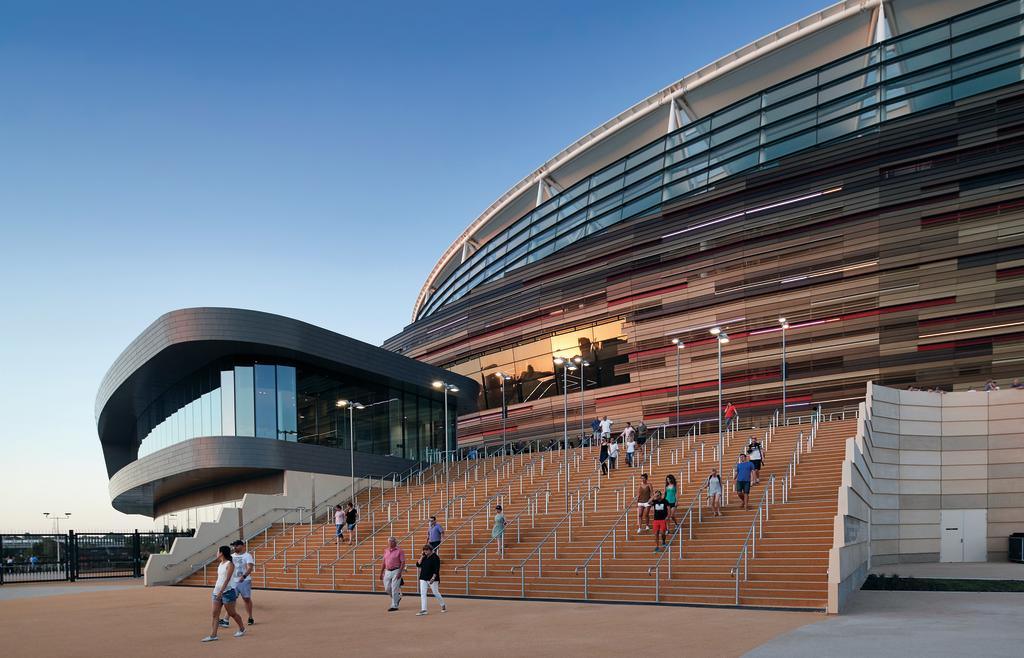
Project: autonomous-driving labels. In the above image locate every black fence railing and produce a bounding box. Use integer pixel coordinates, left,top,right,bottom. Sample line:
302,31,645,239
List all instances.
0,530,193,584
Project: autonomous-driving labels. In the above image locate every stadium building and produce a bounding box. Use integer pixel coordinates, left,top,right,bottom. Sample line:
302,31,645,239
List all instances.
383,0,1024,449
99,0,1024,531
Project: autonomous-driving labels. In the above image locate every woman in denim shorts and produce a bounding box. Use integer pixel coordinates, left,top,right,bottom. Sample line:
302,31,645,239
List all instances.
202,546,245,642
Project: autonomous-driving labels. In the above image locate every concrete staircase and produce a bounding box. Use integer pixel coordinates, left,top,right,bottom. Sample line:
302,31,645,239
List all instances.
179,418,855,610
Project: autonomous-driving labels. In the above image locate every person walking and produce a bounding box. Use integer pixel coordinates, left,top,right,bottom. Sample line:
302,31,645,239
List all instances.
664,474,679,528
625,433,636,468
734,454,754,511
723,402,738,431
219,540,255,628
427,516,445,551
621,423,636,466
636,420,648,462
598,439,609,475
492,505,507,557
650,491,668,552
591,418,602,445
706,468,723,516
415,544,446,616
201,546,245,642
599,415,613,440
746,437,764,485
637,473,652,533
334,504,345,543
608,438,619,470
380,536,406,612
345,502,359,544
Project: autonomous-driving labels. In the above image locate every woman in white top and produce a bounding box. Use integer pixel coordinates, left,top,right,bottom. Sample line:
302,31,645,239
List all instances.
202,546,246,642
706,468,723,517
625,436,636,468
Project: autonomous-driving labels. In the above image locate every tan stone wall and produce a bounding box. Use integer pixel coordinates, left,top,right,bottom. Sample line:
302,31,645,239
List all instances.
829,383,1024,612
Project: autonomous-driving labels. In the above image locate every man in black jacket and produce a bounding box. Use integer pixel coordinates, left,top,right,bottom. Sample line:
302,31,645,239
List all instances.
415,544,446,616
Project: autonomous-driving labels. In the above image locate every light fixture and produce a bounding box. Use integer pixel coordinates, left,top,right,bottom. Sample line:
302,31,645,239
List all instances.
710,327,721,336
779,317,790,329
336,399,348,408
672,337,685,349
553,357,565,365
719,334,730,344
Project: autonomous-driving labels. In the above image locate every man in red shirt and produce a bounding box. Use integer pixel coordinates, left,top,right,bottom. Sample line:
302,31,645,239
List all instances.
380,536,406,612
724,402,738,431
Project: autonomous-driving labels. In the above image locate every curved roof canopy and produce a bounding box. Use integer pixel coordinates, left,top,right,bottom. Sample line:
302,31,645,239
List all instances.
413,0,991,319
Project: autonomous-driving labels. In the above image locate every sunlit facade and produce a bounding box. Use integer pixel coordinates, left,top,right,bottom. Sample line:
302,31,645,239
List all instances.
387,0,1024,446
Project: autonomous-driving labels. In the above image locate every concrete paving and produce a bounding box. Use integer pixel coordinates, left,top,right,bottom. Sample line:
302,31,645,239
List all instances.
746,591,1024,658
0,578,140,601
0,585,822,657
868,561,1024,580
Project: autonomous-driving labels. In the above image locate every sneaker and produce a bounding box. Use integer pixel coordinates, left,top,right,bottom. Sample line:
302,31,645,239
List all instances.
234,629,246,638
416,610,428,616
201,636,218,643
441,605,447,613
645,525,651,531
248,618,254,626
218,619,230,628
387,607,398,612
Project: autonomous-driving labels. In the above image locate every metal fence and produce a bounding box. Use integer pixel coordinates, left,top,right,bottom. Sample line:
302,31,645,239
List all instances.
0,530,193,584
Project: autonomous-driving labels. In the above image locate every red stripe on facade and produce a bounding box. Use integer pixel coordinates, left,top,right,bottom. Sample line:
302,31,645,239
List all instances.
918,330,1024,351
918,305,1024,327
607,281,688,306
997,266,1024,280
458,425,520,440
629,298,954,360
595,371,778,404
921,196,1024,226
641,395,812,420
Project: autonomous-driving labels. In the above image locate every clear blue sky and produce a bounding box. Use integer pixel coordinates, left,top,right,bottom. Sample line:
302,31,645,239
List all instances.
0,0,825,532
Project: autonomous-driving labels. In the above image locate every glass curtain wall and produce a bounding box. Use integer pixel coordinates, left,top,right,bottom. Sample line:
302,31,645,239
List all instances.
446,319,630,412
136,360,453,462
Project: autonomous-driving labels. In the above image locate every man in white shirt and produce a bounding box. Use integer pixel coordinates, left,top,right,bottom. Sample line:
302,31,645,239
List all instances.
608,439,619,470
599,416,613,439
220,540,256,627
621,423,636,467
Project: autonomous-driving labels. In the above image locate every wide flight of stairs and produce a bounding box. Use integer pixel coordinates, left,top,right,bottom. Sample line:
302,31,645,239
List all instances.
179,418,855,610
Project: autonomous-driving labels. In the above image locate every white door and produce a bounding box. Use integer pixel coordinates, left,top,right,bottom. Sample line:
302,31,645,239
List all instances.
963,509,988,562
940,510,964,562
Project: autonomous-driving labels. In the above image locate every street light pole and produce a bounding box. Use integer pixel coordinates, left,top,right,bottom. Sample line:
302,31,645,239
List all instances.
710,327,729,477
495,372,511,455
573,356,589,444
433,381,460,503
336,399,365,506
779,318,789,424
553,357,577,513
42,512,71,566
671,338,685,437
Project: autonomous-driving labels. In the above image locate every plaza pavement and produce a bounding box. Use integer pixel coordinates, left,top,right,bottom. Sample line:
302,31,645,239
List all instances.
2,581,1020,657
1,582,818,657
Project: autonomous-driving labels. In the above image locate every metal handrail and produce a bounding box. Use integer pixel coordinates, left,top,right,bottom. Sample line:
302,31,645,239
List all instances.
388,494,467,555
287,466,430,571
453,500,536,595
170,505,307,574
431,455,542,560
510,487,597,597
647,484,708,603
573,488,637,598
319,492,432,574
730,475,777,605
